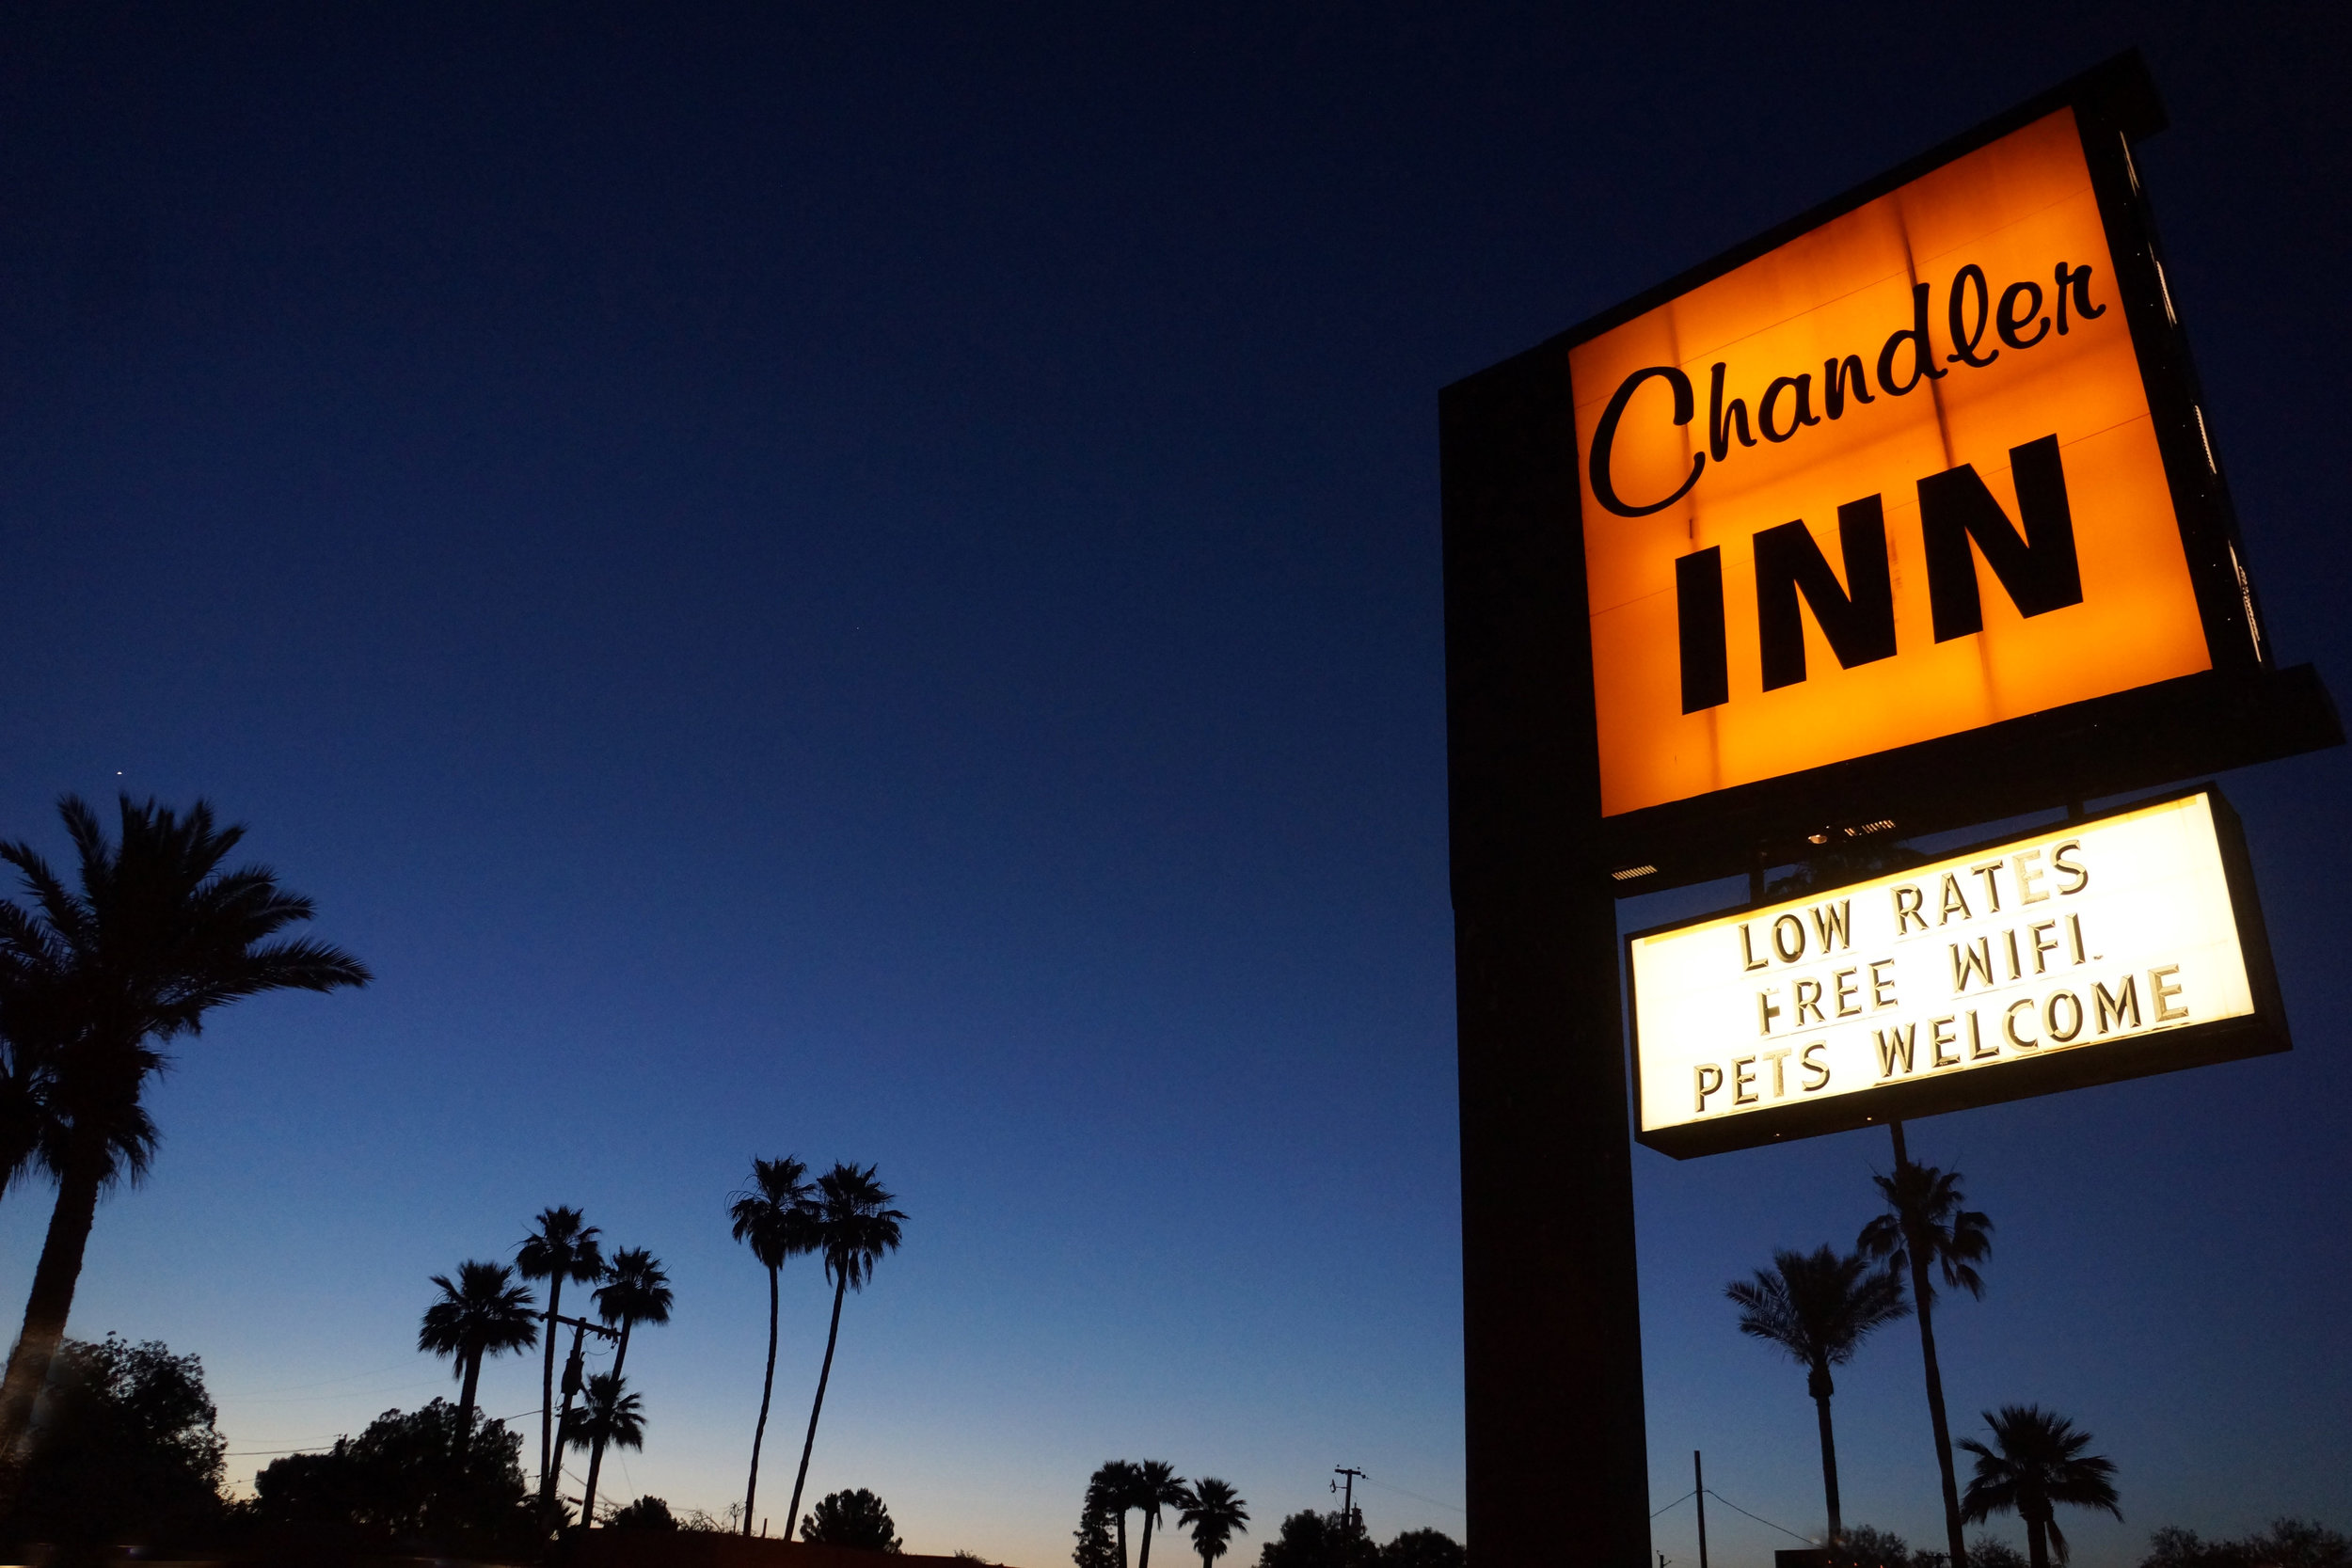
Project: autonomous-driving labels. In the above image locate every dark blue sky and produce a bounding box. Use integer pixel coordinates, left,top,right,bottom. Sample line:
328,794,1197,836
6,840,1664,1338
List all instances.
0,5,2344,1562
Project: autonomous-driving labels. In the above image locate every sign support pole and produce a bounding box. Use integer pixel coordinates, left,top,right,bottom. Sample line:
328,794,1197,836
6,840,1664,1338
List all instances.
1443,342,1652,1565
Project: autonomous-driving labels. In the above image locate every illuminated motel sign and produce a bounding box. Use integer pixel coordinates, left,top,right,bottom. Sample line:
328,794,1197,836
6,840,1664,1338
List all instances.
1579,106,2209,818
1555,73,2337,885
1627,789,2283,1157
1437,55,2339,1559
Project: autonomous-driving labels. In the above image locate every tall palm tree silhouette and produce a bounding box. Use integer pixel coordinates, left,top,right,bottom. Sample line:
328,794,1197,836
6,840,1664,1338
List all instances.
0,1024,56,1211
1134,1460,1190,1568
1091,1460,1145,1568
1176,1477,1250,1568
1959,1405,2122,1568
516,1206,603,1504
784,1162,906,1541
1726,1245,1909,1541
0,796,369,1472
1860,1139,1994,1568
419,1259,541,1433
563,1370,646,1518
729,1155,818,1535
580,1246,672,1528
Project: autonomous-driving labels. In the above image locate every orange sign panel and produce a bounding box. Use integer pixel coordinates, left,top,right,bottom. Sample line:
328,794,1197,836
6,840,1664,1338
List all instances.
1573,108,2210,818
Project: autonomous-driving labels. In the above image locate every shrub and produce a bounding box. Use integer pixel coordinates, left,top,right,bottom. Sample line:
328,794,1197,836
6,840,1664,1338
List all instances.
610,1496,678,1530
803,1488,904,1552
1,1334,227,1552
2143,1521,2349,1568
246,1398,532,1554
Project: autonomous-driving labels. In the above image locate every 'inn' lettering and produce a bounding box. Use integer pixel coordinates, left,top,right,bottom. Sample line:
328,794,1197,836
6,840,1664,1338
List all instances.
1676,436,2086,713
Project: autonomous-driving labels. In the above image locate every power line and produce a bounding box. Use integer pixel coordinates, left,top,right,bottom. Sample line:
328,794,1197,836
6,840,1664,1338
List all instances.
1701,1490,1812,1544
221,1360,435,1398
1650,1489,1695,1519
225,1406,542,1460
1355,1474,1466,1516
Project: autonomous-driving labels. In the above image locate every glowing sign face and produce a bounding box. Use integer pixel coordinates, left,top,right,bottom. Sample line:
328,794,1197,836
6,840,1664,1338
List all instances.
1573,108,2213,819
1627,791,2280,1158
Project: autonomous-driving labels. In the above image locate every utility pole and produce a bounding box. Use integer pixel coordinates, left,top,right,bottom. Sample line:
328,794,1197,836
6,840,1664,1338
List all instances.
1693,1452,1708,1568
1333,1467,1364,1538
538,1311,619,1527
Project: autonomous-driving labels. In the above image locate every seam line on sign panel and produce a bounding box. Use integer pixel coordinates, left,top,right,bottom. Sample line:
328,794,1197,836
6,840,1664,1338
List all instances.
1587,184,2097,393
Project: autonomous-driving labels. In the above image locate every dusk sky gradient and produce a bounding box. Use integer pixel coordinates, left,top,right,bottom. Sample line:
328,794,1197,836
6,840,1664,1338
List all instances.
0,5,2346,1565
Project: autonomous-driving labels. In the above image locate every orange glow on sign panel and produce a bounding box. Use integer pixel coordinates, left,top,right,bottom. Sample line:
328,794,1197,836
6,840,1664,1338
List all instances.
1573,108,2210,818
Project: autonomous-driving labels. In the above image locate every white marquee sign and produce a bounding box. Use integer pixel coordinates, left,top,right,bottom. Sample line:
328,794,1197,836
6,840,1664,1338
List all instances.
1628,790,2284,1157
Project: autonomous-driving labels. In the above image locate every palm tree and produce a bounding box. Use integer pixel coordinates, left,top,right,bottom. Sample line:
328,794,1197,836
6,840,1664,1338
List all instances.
729,1155,818,1534
1726,1245,1908,1541
0,796,369,1472
1859,1134,1994,1568
419,1259,541,1433
1959,1405,2122,1568
563,1370,646,1519
0,1028,56,1210
579,1247,673,1528
1176,1477,1250,1568
1092,1460,1145,1568
784,1162,907,1541
516,1206,604,1503
1133,1460,1190,1568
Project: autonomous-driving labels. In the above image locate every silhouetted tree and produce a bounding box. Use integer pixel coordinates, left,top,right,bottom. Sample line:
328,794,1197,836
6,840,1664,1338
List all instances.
730,1154,818,1534
1968,1538,2030,1568
803,1487,904,1552
1258,1511,1380,1568
1825,1526,1917,1568
0,1024,53,1212
784,1163,907,1540
561,1371,645,1523
1091,1460,1145,1568
516,1206,603,1503
1959,1406,2121,1568
2141,1520,2349,1568
1134,1460,1190,1568
1177,1478,1251,1568
580,1247,672,1527
0,796,369,1481
1380,1530,1464,1568
610,1495,679,1531
1860,1150,1994,1568
248,1397,532,1552
1075,1472,1122,1568
0,1333,225,1551
418,1259,538,1435
1727,1244,1909,1542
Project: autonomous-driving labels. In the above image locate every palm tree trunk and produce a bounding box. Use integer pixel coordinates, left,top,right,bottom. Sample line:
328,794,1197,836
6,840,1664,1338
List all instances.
2026,1515,2049,1568
1139,1513,1157,1568
745,1263,781,1535
1810,1389,1843,1542
581,1320,632,1528
785,1269,850,1541
459,1348,483,1435
1908,1247,1969,1568
0,1153,104,1471
1116,1511,1130,1568
539,1276,564,1500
